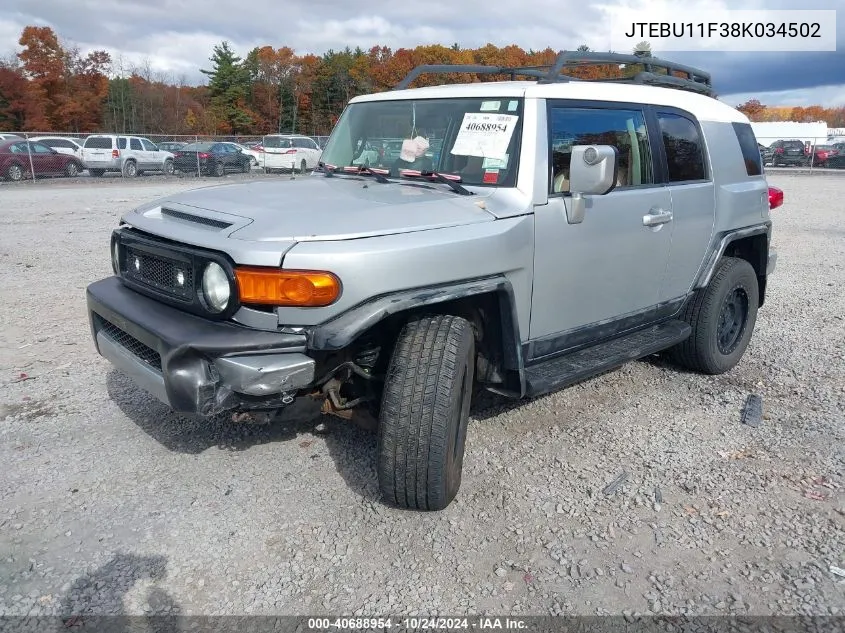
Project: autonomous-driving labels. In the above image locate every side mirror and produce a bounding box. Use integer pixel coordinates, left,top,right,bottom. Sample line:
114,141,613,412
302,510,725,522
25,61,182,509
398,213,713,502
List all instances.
566,145,618,224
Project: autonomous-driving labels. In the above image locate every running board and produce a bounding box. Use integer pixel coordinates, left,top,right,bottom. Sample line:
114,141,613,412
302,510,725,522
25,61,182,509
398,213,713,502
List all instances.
524,320,691,397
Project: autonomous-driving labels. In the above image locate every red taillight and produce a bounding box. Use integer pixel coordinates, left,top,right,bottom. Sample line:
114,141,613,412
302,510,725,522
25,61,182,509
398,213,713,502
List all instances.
198,152,210,159
112,149,119,158
173,152,182,157
774,147,784,154
768,186,784,210
253,145,264,152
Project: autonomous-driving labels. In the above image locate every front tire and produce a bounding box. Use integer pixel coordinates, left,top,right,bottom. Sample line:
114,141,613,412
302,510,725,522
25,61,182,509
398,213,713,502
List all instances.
669,257,759,374
163,159,174,176
377,314,475,511
65,161,80,177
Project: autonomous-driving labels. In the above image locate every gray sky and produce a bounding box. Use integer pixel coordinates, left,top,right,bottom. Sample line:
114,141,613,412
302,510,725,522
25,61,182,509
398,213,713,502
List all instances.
1,0,843,108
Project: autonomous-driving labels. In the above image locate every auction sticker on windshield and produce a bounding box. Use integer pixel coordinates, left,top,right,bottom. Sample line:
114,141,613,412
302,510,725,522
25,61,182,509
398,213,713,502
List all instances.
451,113,518,160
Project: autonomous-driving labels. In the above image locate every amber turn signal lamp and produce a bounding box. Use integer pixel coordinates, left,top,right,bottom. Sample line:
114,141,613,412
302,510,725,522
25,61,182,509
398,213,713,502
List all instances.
234,267,341,307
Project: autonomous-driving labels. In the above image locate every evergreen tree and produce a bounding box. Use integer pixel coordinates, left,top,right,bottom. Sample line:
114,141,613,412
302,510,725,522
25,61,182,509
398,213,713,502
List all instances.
201,41,253,133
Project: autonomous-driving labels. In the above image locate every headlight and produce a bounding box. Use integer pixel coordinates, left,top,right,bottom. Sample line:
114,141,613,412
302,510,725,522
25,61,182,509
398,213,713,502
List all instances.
201,262,230,312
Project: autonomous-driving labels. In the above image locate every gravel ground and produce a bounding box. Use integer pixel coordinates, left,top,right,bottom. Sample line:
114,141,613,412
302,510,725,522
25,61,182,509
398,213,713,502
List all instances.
0,172,843,620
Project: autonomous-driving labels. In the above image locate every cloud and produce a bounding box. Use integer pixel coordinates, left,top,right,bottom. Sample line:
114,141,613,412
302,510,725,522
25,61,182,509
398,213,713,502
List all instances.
0,0,842,104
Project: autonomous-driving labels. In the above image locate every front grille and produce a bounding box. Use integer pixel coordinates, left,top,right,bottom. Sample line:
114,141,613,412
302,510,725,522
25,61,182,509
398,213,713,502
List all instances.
123,247,194,300
98,318,162,371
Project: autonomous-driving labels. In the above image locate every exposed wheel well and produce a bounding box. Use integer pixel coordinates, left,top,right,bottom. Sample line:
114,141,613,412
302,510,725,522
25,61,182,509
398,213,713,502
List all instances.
309,290,523,403
722,234,769,306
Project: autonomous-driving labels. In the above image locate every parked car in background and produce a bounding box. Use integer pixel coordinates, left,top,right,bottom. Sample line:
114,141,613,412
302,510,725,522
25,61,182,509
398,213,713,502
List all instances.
757,142,773,166
172,142,252,176
1,139,86,181
29,135,84,157
157,141,187,152
769,139,808,167
808,144,839,167
81,135,175,177
254,134,322,173
0,133,24,142
222,142,259,167
825,143,845,169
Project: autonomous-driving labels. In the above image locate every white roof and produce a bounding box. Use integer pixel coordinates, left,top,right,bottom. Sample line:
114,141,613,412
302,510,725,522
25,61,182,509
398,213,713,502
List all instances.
350,80,748,124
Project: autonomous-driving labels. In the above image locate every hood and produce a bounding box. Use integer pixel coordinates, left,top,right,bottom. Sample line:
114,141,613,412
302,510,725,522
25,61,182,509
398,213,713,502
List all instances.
125,176,497,245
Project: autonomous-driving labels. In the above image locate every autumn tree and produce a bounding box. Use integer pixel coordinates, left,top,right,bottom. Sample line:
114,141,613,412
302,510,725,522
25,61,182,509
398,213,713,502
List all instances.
201,41,254,133
0,64,30,131
736,99,766,121
16,26,110,131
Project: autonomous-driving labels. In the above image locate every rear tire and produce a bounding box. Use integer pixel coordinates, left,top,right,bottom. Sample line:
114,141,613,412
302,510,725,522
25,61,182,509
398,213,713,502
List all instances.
7,162,24,181
241,159,251,173
300,159,307,174
377,314,475,511
213,161,225,177
668,257,759,375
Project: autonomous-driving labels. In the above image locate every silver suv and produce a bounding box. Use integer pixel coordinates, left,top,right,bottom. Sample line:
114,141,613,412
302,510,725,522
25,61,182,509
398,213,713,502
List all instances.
86,52,781,511
81,134,175,177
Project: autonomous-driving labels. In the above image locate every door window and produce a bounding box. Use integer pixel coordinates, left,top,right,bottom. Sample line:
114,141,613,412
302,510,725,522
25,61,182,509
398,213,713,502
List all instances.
548,106,654,194
130,138,143,151
141,139,158,151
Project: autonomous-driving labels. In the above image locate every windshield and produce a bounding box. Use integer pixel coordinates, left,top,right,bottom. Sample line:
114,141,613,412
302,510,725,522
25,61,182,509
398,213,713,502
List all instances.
182,142,213,151
320,97,524,187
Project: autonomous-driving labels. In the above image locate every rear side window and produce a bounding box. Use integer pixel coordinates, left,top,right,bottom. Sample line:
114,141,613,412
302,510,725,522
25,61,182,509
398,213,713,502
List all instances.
732,122,763,176
118,137,128,150
657,113,706,182
84,137,113,149
130,138,142,151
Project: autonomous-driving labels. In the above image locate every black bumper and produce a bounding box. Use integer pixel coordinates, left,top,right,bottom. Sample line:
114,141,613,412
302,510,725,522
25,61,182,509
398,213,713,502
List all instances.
87,276,310,415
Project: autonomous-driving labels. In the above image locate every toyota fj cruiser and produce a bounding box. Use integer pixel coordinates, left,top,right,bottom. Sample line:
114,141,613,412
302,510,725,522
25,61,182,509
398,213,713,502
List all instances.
86,51,781,511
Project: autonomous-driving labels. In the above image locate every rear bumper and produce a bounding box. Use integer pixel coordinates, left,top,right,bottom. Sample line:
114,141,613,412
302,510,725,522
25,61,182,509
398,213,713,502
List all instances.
87,276,314,415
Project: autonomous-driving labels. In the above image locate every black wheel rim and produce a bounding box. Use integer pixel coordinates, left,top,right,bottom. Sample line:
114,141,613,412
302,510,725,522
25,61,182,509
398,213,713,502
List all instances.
717,286,749,355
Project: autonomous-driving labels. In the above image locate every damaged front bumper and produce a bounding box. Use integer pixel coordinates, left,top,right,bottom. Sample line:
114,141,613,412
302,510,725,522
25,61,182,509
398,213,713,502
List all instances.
87,277,316,416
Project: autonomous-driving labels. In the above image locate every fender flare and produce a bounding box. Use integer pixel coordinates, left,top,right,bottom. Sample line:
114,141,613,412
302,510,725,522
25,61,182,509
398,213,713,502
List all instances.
694,223,771,289
305,275,526,393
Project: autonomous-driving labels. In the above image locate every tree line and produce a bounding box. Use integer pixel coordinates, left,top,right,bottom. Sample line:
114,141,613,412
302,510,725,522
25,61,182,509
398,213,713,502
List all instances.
1,26,843,136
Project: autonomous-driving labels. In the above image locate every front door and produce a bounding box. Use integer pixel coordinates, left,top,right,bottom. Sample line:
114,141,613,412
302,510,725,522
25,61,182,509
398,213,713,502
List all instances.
529,103,674,357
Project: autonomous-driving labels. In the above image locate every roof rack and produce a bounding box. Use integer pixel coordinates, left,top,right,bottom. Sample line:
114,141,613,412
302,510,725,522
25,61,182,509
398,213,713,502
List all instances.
394,50,713,96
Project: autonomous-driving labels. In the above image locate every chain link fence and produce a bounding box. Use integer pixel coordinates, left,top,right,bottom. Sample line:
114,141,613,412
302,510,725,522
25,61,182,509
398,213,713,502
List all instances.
0,132,333,184
2,131,844,185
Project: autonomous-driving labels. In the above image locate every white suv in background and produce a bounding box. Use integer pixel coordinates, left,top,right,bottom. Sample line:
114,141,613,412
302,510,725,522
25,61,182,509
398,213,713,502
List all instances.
29,136,84,157
81,135,175,177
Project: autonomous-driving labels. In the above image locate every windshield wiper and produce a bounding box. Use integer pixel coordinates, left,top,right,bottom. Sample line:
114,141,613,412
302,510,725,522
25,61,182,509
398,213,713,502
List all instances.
398,169,473,196
342,165,391,184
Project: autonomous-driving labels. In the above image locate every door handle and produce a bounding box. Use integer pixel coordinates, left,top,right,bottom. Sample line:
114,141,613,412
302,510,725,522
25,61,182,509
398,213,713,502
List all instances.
643,209,673,226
